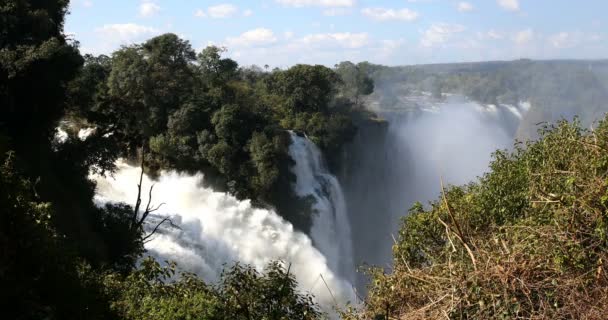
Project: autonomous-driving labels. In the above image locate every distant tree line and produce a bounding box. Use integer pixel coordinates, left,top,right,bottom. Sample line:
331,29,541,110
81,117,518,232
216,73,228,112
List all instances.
363,60,608,139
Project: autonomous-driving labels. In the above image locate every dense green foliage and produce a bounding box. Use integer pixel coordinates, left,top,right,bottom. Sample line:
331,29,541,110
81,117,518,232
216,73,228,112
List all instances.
67,36,371,230
0,152,117,319
1,2,138,317
334,61,375,108
346,117,608,319
104,258,321,319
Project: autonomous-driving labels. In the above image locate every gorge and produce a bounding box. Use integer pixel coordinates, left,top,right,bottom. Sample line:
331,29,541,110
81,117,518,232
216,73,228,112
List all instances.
92,91,537,309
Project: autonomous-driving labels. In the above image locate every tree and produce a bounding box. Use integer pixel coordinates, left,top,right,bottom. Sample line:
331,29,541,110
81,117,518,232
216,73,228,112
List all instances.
0,152,116,319
105,34,198,148
267,64,341,114
335,61,374,107
66,54,112,120
197,46,239,86
0,0,83,147
142,34,196,133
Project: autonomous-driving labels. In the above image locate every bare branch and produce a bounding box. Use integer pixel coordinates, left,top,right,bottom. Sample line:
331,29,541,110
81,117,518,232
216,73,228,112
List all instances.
320,274,338,307
440,176,467,244
147,202,166,213
137,184,155,227
439,177,477,272
145,184,155,212
132,152,145,228
142,217,174,243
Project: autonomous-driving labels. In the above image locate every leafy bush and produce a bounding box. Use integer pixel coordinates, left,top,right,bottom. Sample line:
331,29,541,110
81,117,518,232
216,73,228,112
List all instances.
105,258,322,320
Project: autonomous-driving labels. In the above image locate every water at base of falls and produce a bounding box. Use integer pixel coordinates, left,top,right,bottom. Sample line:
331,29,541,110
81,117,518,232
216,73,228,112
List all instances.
93,157,355,315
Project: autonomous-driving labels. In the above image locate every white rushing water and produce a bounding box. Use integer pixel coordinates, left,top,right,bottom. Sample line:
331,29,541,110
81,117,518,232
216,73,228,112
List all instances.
288,132,355,281
92,151,355,314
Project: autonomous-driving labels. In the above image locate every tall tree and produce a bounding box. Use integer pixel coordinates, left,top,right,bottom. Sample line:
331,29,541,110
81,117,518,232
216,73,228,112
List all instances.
335,61,374,107
0,0,83,146
267,64,341,114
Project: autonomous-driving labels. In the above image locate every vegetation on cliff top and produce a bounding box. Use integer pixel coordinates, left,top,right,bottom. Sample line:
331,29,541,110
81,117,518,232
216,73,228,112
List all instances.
65,35,373,231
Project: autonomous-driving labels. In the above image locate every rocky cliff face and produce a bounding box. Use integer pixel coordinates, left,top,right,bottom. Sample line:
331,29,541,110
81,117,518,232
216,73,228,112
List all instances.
337,117,395,288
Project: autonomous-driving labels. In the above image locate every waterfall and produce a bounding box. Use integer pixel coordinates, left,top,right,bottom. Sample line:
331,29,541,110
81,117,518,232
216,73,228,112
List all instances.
92,160,354,314
287,132,354,282
342,94,522,289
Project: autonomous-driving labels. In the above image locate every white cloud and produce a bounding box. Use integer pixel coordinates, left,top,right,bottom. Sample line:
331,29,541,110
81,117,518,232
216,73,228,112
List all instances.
513,28,534,45
485,30,504,40
139,1,160,17
195,4,247,19
589,34,603,42
361,8,419,21
298,32,370,48
477,29,504,40
376,38,406,58
194,9,206,17
219,32,408,67
497,0,519,12
226,28,278,47
95,23,158,41
549,32,577,49
487,30,503,40
322,8,352,16
275,0,355,7
548,32,601,49
207,4,238,18
283,31,295,40
72,0,93,7
420,23,466,47
457,2,474,12
88,23,160,54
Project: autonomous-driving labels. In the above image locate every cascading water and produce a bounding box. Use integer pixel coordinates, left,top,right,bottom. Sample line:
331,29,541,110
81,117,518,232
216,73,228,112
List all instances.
92,160,354,314
287,132,355,282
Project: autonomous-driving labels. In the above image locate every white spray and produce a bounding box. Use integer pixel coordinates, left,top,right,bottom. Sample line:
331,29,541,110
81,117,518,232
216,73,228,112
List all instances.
288,132,355,281
343,94,526,287
92,160,354,314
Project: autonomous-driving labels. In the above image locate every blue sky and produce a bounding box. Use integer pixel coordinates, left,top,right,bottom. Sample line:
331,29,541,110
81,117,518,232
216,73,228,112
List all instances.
66,0,608,67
